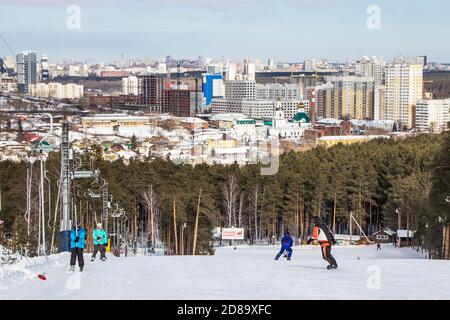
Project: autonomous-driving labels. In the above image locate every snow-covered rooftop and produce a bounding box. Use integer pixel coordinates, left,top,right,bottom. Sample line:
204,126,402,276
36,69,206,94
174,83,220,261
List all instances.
319,135,369,141
316,118,342,125
211,113,249,122
334,234,362,241
397,230,415,238
213,147,249,154
181,117,208,124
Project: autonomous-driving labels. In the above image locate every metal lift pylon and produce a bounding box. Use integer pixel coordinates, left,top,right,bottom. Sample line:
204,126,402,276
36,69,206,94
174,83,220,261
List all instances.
59,121,100,252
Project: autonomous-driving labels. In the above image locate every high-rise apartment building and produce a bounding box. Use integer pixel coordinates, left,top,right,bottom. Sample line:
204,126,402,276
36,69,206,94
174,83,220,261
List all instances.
224,80,256,100
211,80,304,119
356,56,385,84
243,59,256,81
203,74,224,106
417,55,428,68
137,73,204,116
383,59,423,129
16,51,37,93
162,89,204,117
29,82,83,99
122,76,139,95
256,83,302,100
225,62,237,81
304,59,317,71
374,85,386,121
207,64,222,75
138,74,166,105
415,99,450,132
40,55,49,82
268,58,275,70
315,76,375,120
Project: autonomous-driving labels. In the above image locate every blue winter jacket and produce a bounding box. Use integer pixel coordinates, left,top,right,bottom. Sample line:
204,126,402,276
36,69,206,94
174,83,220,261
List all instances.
93,228,107,245
70,227,86,249
281,234,293,247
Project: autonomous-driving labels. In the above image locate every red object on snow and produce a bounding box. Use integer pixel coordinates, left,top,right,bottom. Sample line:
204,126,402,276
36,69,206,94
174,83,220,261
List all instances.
38,274,46,281
23,133,40,143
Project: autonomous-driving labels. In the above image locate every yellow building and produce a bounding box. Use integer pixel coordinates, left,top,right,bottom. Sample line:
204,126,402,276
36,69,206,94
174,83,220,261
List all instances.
207,136,237,149
318,136,369,147
384,60,423,129
207,133,238,149
81,114,150,128
317,76,375,120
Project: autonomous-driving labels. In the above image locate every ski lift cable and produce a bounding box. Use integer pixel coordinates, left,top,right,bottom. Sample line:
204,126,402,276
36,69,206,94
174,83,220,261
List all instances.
0,32,21,86
0,32,15,58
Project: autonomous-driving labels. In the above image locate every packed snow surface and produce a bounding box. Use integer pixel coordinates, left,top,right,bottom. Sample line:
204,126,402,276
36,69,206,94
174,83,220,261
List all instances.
1,245,449,300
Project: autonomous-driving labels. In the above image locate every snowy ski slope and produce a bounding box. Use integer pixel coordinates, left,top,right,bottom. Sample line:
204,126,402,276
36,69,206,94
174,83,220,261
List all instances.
1,244,449,300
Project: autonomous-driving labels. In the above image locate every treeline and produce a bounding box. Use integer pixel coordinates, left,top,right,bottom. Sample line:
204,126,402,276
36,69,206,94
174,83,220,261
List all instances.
425,71,450,99
0,133,449,258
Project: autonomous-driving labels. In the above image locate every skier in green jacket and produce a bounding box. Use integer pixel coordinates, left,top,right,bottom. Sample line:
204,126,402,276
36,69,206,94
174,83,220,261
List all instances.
91,223,107,261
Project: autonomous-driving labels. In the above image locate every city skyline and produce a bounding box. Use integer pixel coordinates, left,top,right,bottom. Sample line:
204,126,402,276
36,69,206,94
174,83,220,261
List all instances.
0,0,449,63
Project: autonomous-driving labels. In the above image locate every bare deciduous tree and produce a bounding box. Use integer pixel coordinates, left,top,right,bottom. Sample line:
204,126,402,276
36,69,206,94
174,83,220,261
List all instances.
222,175,239,228
142,185,160,247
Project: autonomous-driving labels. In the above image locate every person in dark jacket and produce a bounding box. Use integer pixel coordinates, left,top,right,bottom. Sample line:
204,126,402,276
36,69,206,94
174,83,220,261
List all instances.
306,216,338,269
69,222,86,271
275,231,294,260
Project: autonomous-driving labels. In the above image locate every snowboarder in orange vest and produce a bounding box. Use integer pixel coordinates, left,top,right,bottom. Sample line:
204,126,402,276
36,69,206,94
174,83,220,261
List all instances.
306,216,338,269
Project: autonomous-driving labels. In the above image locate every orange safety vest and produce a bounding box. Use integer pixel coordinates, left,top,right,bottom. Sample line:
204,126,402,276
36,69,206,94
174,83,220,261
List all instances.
312,226,330,247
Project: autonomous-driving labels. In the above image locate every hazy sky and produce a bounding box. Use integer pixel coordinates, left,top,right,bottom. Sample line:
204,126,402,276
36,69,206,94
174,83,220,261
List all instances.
0,0,448,63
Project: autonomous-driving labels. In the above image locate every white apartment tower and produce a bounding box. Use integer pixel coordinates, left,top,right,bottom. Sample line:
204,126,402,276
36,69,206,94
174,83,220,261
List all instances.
356,56,385,84
122,76,138,95
40,55,49,82
224,80,256,100
243,59,256,81
225,62,237,81
211,80,303,119
415,99,450,132
383,59,423,129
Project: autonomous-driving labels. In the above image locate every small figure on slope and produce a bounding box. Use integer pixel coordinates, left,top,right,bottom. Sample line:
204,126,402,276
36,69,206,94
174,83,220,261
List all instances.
69,222,85,272
306,217,338,269
91,223,107,261
275,230,293,261
377,243,381,250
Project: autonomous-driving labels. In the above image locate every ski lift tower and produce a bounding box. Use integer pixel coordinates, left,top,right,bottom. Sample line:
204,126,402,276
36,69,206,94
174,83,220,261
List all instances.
102,181,109,231
59,121,100,252
59,121,71,251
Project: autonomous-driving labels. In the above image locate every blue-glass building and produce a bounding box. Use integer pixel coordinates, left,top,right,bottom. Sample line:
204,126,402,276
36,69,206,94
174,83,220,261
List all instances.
202,74,223,107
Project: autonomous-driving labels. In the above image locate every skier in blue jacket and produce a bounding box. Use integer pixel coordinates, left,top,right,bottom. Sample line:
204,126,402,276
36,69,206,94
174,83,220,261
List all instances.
275,230,293,260
91,223,107,261
69,222,86,271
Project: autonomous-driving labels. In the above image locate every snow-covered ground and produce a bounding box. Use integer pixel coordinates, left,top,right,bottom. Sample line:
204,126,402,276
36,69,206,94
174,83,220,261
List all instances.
1,244,449,300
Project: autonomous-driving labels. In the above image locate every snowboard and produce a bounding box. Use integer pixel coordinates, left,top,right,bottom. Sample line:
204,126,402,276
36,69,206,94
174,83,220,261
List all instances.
327,265,338,270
